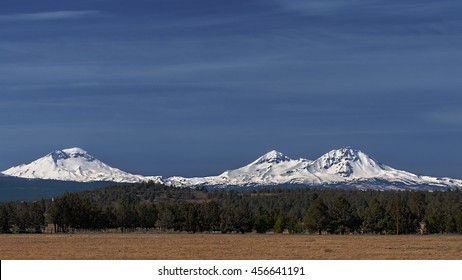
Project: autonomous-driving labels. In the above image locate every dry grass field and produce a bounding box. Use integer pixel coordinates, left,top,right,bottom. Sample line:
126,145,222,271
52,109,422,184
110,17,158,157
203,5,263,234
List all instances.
1,233,462,260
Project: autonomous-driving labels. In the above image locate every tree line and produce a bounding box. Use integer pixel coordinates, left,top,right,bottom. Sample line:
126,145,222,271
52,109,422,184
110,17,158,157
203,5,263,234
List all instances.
2,181,462,234
0,201,46,233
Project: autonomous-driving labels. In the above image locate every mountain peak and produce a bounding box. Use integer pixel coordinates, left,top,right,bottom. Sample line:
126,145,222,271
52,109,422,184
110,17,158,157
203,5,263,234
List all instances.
255,150,292,164
62,147,88,155
50,147,94,162
49,150,70,162
309,147,383,178
328,146,361,160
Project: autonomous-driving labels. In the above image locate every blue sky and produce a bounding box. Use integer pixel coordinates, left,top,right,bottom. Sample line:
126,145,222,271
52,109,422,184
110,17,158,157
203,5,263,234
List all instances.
1,0,462,178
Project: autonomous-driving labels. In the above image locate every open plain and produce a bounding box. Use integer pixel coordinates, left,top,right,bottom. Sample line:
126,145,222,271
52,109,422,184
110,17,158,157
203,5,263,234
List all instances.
1,234,462,260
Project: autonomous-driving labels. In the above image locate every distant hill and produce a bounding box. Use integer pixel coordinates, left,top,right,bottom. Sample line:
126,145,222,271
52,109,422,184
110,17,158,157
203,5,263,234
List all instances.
0,175,116,201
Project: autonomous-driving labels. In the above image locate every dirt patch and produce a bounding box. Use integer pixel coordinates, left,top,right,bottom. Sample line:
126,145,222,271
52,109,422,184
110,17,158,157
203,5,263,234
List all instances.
1,234,462,260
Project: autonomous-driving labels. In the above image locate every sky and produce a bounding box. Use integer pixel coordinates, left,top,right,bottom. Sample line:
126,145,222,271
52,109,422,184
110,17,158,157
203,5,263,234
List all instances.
1,0,462,178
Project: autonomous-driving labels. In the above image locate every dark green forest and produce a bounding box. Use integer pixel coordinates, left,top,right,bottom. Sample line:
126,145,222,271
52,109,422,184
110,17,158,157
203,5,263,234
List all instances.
1,181,462,234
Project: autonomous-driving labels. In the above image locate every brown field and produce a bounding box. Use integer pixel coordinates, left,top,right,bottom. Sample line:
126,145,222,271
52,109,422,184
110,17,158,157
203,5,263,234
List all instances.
1,233,462,260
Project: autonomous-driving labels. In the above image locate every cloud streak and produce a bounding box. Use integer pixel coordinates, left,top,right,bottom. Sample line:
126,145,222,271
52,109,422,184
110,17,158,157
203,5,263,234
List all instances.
0,10,101,22
270,0,462,28
271,0,358,14
426,111,462,125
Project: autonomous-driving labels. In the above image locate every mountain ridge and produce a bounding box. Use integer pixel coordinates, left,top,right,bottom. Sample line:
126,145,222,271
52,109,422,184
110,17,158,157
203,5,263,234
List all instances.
168,147,462,190
2,147,462,191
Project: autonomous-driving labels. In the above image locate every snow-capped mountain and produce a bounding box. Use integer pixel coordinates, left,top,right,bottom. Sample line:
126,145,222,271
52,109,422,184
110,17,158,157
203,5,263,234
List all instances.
168,147,462,190
3,146,462,191
1,147,162,183
168,150,313,187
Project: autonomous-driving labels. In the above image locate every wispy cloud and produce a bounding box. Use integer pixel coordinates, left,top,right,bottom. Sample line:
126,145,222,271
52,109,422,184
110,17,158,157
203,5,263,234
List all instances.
271,0,355,14
270,0,462,23
269,0,384,16
0,10,101,22
426,111,462,125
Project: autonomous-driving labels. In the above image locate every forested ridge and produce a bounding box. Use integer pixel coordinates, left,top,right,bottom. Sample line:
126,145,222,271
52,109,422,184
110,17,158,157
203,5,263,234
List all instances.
2,181,462,234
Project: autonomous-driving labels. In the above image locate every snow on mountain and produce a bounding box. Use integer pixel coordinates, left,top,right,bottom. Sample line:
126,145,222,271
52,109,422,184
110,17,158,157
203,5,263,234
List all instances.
167,147,462,190
3,146,462,190
169,150,314,187
303,147,462,188
308,147,386,178
1,147,162,183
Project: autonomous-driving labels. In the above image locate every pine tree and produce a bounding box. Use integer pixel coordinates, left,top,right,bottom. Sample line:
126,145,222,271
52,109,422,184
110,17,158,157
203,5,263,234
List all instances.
235,200,254,233
273,216,284,234
203,201,221,232
184,203,199,233
287,218,303,234
329,196,360,234
30,202,45,233
156,203,176,231
114,201,137,232
254,215,269,233
363,198,386,234
445,216,457,233
220,207,236,233
136,202,157,230
0,204,13,233
303,198,329,234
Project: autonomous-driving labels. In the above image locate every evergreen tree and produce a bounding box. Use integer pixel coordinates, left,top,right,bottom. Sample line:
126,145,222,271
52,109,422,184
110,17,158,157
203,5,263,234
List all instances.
329,196,360,234
15,202,32,233
273,216,284,234
410,192,427,222
136,202,157,230
456,214,462,234
254,215,269,234
363,198,386,234
303,198,329,234
220,207,236,233
30,202,45,233
425,214,444,234
287,218,303,234
156,204,176,231
184,203,199,233
386,196,416,234
425,201,445,234
114,201,137,232
0,204,13,233
234,200,254,233
445,216,457,233
203,201,221,232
